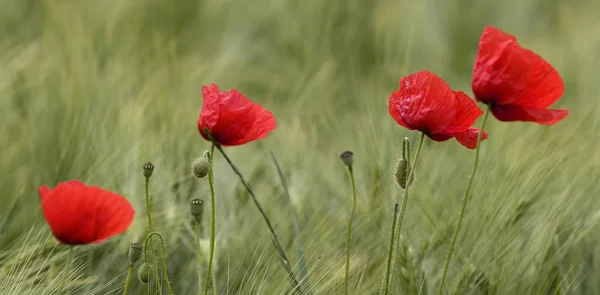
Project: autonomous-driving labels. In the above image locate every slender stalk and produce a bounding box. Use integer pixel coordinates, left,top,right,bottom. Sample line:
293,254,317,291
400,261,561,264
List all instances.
438,104,491,295
194,221,203,295
344,166,357,295
143,232,174,295
211,140,301,293
145,178,161,293
386,132,426,294
58,246,73,295
123,264,133,295
382,204,400,295
204,144,216,295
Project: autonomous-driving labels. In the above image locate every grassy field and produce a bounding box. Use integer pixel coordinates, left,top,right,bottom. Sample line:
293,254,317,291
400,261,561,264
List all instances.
1,0,600,294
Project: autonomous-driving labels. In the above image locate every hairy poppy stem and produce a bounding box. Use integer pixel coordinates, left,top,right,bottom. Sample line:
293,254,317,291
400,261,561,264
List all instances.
438,104,491,295
382,204,400,294
123,264,133,295
144,178,161,293
204,144,217,295
143,232,174,295
194,220,203,295
385,132,425,294
211,140,302,293
344,165,357,295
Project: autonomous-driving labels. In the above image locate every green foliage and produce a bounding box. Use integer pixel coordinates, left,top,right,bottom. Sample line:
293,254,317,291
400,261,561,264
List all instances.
1,0,599,294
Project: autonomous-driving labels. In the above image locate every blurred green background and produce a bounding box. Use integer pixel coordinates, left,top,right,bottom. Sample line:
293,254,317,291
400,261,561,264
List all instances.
1,0,599,294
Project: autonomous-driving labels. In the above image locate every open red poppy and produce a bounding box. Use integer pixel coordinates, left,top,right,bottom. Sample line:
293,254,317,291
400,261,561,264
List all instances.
472,26,568,125
389,70,488,149
38,180,135,245
197,83,277,146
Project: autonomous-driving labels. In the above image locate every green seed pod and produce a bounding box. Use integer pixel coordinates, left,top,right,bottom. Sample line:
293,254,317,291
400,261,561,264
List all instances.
395,158,415,189
189,199,204,222
142,162,155,179
340,151,354,167
137,263,154,283
128,243,143,265
191,156,210,179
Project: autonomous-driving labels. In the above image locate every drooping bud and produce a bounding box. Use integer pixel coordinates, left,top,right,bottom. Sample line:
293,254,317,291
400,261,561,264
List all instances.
137,263,154,283
395,137,414,189
142,162,155,179
189,199,204,222
191,152,210,179
340,151,354,167
128,243,143,265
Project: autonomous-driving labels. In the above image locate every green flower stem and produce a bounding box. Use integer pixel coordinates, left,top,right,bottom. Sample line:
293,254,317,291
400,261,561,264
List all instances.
194,220,203,295
143,232,174,295
204,143,217,295
210,139,301,293
145,178,161,293
438,104,491,295
58,246,74,295
344,166,357,295
123,264,133,295
386,132,426,294
382,204,400,294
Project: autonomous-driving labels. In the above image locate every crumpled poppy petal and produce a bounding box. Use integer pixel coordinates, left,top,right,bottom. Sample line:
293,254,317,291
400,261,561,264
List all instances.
198,83,221,135
491,104,568,125
453,128,489,149
41,180,135,245
38,186,50,200
197,84,277,146
440,91,484,134
392,71,457,134
389,89,415,131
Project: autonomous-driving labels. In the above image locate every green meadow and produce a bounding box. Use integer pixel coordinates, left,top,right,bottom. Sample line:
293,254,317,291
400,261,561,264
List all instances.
1,0,599,294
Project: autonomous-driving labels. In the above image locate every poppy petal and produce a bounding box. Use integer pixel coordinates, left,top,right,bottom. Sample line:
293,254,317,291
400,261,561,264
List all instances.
388,89,415,131
198,83,222,136
392,71,457,134
453,128,489,149
491,104,568,125
472,26,566,119
38,186,50,200
41,181,135,245
211,102,277,146
440,91,484,134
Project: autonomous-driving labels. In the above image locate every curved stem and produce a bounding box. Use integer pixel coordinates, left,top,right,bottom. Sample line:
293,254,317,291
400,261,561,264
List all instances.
143,232,174,295
386,132,426,294
382,204,400,295
204,143,217,295
211,140,301,293
344,166,357,295
438,104,491,295
145,178,161,293
123,264,133,295
194,221,203,295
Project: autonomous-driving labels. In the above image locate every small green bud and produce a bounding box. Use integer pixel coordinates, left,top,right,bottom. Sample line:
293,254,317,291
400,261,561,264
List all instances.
340,151,354,167
189,199,204,222
137,263,154,283
142,162,155,178
395,158,415,189
128,243,143,265
191,155,210,179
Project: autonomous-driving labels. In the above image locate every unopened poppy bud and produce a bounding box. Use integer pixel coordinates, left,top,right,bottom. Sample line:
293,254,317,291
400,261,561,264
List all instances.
189,199,204,222
142,162,155,179
340,151,354,167
395,158,415,189
128,243,143,265
137,263,154,283
191,155,210,179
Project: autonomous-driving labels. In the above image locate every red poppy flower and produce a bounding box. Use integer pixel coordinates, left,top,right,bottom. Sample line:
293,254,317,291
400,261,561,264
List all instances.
197,83,277,146
472,26,568,125
389,70,488,149
38,180,135,245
